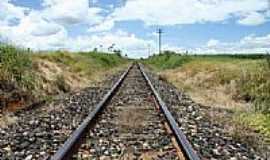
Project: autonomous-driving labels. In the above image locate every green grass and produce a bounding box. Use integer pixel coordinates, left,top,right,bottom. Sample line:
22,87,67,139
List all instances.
234,112,270,139
144,53,269,70
144,53,191,70
79,51,127,69
0,44,35,90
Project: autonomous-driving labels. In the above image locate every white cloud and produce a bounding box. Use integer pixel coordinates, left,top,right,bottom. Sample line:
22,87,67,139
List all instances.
238,12,267,26
92,0,269,31
0,0,28,25
0,8,68,50
197,34,270,53
23,11,63,37
0,0,105,50
42,0,103,25
67,30,154,58
0,20,67,50
207,39,220,47
1,0,269,58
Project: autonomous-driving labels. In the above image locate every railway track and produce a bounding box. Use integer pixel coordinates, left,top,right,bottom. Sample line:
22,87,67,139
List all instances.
51,63,199,160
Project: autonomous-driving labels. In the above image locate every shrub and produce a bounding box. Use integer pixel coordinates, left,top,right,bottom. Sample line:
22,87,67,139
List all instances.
232,62,270,114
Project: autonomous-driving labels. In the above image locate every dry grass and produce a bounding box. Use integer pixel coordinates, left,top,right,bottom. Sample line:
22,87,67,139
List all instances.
157,57,270,154
32,57,125,95
160,59,265,110
117,107,146,132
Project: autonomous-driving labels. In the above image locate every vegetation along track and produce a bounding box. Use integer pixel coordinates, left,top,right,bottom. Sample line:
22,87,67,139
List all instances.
51,63,199,160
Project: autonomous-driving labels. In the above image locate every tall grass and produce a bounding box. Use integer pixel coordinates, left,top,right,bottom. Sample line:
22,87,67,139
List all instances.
145,53,191,70
79,51,127,68
0,44,35,90
239,59,270,114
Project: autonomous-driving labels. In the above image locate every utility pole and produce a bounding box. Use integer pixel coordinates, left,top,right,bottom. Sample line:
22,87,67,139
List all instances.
157,28,163,54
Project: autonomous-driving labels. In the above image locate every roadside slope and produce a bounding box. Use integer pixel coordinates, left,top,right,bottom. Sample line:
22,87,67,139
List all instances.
0,44,129,114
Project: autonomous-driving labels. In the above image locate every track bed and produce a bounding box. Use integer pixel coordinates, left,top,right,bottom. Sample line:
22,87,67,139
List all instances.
74,65,180,159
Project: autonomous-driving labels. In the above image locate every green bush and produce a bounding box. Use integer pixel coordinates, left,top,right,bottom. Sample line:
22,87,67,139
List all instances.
238,64,270,114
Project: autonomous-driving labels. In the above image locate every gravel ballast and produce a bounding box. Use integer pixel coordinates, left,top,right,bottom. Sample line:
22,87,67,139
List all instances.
0,71,124,159
144,67,268,160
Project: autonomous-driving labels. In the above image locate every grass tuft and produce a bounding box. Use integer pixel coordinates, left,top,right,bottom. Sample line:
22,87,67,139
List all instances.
0,44,34,90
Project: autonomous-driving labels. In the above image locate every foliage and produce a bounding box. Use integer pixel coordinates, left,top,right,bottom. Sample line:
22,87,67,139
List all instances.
0,44,35,90
237,62,270,113
145,53,191,70
193,54,268,59
234,112,270,140
79,51,127,68
113,49,122,57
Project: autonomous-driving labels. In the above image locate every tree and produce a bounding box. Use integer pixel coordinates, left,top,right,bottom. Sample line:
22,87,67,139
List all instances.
113,49,122,57
108,43,115,52
163,50,176,55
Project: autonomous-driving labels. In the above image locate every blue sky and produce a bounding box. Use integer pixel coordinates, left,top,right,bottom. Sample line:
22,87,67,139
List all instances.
0,0,270,58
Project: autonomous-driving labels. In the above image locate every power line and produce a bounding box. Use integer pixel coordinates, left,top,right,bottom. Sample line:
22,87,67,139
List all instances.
157,28,163,54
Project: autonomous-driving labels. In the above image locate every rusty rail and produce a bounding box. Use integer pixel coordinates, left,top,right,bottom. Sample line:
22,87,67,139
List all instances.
138,63,200,160
50,64,133,160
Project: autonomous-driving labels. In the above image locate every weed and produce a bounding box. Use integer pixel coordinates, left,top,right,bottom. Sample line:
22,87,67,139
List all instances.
0,44,32,82
0,44,36,92
55,75,70,93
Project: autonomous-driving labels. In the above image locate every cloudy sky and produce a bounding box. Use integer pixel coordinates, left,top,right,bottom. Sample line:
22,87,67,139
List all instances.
0,0,270,58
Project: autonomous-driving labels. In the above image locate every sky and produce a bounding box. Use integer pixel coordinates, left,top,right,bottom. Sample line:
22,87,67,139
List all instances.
0,0,270,58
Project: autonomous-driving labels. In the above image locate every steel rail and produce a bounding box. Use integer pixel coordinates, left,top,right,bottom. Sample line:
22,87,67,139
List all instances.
50,64,133,160
138,63,200,160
